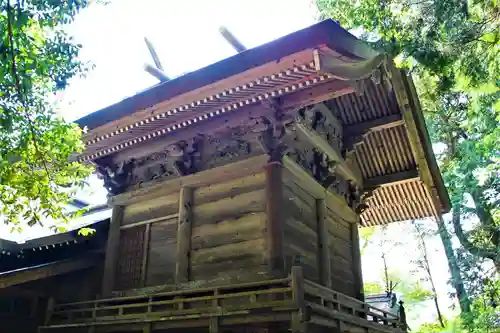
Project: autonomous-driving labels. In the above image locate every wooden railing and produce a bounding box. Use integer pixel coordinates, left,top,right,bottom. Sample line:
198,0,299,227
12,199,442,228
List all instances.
41,267,404,332
303,279,401,331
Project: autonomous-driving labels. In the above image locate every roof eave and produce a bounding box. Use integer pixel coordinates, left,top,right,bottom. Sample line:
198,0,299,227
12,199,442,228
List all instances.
76,19,378,131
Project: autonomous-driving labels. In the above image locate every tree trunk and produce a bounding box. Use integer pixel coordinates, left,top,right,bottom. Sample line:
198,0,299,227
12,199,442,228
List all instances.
470,188,500,271
451,204,500,272
435,215,471,313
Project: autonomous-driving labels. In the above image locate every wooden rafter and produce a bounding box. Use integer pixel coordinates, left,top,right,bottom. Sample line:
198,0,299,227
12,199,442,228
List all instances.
343,114,404,138
364,169,420,190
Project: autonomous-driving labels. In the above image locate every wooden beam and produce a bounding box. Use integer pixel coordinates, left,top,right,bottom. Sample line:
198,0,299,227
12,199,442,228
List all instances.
350,223,364,302
316,199,331,288
219,26,247,53
264,162,285,277
295,122,363,188
282,79,353,112
0,256,99,289
112,154,269,206
364,169,419,190
291,266,307,333
140,223,151,287
144,64,170,82
175,187,193,283
144,37,164,71
343,114,404,138
101,205,124,297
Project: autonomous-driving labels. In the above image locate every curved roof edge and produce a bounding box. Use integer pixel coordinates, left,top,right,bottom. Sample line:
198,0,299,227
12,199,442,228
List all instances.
76,19,378,130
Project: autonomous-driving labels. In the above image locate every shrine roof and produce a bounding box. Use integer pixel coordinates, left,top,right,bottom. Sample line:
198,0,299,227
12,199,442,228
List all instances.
75,19,450,227
77,19,375,131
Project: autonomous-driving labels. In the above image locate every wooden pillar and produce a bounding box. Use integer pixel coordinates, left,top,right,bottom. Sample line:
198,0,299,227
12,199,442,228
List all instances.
316,199,331,288
43,297,55,326
350,221,365,301
101,205,124,297
140,223,151,287
175,187,194,283
291,266,307,333
264,162,285,277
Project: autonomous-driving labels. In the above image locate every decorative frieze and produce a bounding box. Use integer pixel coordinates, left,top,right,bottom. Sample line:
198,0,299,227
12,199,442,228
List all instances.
295,102,343,154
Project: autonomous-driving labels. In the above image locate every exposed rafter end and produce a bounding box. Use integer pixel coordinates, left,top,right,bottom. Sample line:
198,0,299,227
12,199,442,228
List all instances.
144,64,170,82
219,26,247,53
364,169,420,190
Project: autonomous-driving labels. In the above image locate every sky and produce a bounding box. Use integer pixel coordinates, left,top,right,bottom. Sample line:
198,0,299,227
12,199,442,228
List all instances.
3,0,460,328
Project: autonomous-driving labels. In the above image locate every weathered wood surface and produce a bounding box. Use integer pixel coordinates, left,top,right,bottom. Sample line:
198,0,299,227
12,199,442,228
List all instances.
282,175,319,282
176,187,194,283
101,205,124,296
145,217,178,287
121,192,179,226
350,221,365,301
115,225,146,291
111,155,269,206
42,270,401,333
326,207,356,297
0,256,100,289
316,199,332,288
189,172,267,284
264,163,285,277
282,157,359,223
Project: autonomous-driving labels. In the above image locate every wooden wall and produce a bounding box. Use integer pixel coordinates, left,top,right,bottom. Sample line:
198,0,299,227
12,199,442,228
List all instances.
105,156,363,301
110,168,269,293
190,171,267,284
282,170,319,282
282,164,362,299
325,207,356,297
114,193,179,291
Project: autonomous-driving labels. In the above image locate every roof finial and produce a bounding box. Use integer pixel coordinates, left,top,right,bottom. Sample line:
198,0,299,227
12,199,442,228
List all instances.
143,37,170,82
219,26,247,53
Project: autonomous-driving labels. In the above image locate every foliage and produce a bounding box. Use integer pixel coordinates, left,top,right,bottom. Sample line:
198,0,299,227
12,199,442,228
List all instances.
316,0,500,315
359,226,376,255
0,0,94,232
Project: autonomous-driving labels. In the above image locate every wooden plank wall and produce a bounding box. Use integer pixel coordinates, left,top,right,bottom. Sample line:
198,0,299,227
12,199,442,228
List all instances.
146,216,178,286
282,171,319,282
115,193,179,291
326,207,356,297
190,171,268,285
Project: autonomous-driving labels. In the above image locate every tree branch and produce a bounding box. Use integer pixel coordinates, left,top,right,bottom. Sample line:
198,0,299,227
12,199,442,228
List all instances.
6,0,53,183
452,205,498,262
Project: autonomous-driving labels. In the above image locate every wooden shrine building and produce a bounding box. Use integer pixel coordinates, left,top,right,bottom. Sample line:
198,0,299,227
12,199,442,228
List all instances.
35,20,449,333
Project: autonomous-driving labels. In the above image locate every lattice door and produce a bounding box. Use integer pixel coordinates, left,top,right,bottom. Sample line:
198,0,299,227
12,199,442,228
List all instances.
115,225,145,290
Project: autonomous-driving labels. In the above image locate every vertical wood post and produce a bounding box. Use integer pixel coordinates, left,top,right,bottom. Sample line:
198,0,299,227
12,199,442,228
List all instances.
291,266,307,333
209,289,220,333
350,221,365,301
101,205,124,297
264,162,285,277
140,223,151,287
175,187,193,283
316,199,332,288
44,297,55,326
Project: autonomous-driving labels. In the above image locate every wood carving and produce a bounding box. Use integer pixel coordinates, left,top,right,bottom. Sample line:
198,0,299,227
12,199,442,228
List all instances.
173,135,205,176
295,103,343,154
97,159,136,195
130,151,176,189
256,99,288,162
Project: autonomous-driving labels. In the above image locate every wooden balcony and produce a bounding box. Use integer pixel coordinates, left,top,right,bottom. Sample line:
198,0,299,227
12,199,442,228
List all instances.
39,267,405,333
